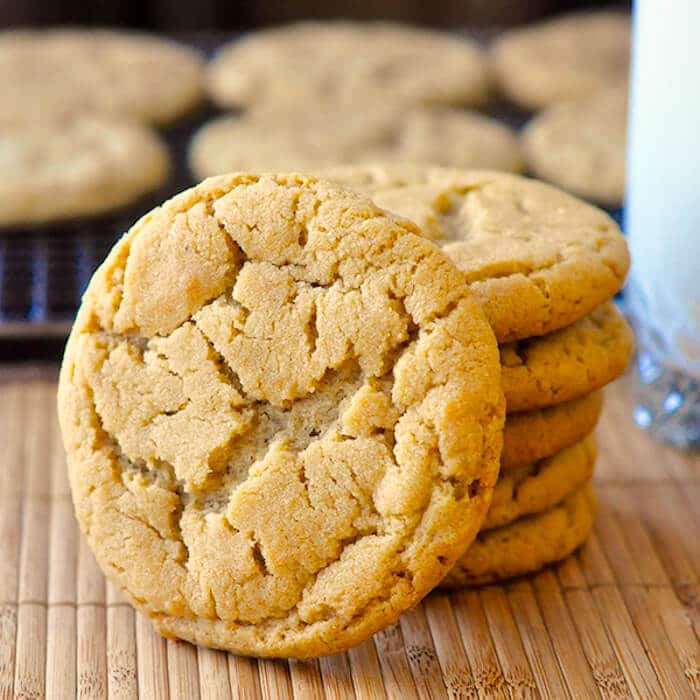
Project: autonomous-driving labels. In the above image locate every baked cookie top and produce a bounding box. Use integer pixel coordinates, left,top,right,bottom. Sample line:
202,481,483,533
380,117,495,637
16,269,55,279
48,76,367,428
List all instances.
58,173,504,658
441,484,596,587
0,29,205,126
501,302,633,412
491,11,630,110
484,436,595,530
207,21,491,110
188,107,524,181
0,117,169,228
523,87,627,206
360,169,629,342
502,391,602,470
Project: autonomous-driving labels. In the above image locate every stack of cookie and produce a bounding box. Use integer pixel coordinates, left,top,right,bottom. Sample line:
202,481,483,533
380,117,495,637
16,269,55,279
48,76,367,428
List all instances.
58,171,632,659
324,166,634,585
188,22,527,179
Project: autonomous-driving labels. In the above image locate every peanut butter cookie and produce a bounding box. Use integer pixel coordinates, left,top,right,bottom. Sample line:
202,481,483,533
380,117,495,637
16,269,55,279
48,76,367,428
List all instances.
365,169,630,342
501,302,633,412
188,107,524,181
207,22,491,110
491,11,630,110
502,392,603,470
58,173,504,658
0,117,169,227
440,484,596,587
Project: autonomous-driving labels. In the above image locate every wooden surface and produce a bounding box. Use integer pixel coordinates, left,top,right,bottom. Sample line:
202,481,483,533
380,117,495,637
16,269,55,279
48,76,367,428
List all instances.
0,367,699,699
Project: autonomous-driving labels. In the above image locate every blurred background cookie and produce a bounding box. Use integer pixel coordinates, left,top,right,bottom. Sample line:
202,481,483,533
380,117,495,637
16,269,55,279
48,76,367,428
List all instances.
0,29,205,126
523,87,627,206
0,117,170,227
492,11,630,110
188,106,525,180
207,21,491,111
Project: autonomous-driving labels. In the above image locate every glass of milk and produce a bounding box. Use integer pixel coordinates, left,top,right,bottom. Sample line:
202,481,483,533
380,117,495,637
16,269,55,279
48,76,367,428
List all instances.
625,0,700,446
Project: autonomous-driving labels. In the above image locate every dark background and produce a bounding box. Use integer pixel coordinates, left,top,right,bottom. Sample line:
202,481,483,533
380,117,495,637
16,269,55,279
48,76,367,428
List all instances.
0,0,630,30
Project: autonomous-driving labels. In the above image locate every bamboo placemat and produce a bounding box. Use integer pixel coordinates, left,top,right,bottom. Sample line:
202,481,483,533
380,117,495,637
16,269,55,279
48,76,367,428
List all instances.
1,368,698,699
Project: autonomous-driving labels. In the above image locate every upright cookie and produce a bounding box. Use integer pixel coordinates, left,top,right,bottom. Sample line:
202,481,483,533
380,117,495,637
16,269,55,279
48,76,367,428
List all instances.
492,11,630,110
360,169,629,342
441,484,596,587
207,22,491,110
188,107,524,181
502,391,603,470
0,117,169,227
523,87,627,206
58,173,504,658
484,436,595,530
501,302,633,412
0,29,205,126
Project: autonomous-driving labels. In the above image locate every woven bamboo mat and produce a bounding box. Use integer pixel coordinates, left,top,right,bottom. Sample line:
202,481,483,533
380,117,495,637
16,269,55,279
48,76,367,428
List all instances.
1,367,699,699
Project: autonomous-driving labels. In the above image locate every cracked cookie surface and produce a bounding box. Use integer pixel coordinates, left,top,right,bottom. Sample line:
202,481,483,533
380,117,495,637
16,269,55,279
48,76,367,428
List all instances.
484,436,595,530
491,11,630,110
331,168,630,342
188,107,524,182
523,87,627,207
502,391,602,470
0,29,205,126
501,302,633,412
57,173,504,658
207,21,490,110
441,484,596,587
0,117,169,227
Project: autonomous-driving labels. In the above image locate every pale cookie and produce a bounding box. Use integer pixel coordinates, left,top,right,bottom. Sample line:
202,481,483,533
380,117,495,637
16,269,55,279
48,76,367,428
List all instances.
58,173,505,658
188,107,525,181
502,391,602,471
207,21,491,110
502,302,633,413
492,11,630,110
365,169,630,342
484,436,595,530
0,117,169,227
523,87,627,206
0,29,205,126
440,484,596,587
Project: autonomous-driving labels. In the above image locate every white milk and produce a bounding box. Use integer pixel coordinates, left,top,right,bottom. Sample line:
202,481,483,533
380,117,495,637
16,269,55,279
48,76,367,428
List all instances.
626,0,700,378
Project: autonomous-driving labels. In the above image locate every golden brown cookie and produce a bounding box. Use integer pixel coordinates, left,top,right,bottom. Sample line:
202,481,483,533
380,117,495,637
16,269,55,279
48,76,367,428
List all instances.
484,436,595,530
207,22,491,110
0,29,205,126
0,117,169,227
440,484,596,587
501,302,633,412
188,107,524,181
523,87,627,206
491,11,630,110
502,391,603,470
58,173,505,658
363,169,630,342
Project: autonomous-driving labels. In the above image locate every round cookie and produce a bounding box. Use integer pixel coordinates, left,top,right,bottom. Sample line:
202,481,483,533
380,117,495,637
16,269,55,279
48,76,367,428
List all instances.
188,107,525,181
366,169,630,342
502,391,603,471
57,173,505,658
523,87,627,207
440,484,596,587
0,29,205,126
484,436,595,531
207,21,491,110
0,117,169,228
491,11,630,110
501,302,633,413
